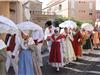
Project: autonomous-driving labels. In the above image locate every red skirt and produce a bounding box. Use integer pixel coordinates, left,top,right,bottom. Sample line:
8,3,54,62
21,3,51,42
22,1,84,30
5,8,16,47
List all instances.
72,40,82,57
49,41,61,63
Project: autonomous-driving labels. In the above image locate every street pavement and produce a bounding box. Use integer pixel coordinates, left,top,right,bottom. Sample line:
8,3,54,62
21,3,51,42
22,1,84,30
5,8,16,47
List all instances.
42,49,100,75
8,49,100,75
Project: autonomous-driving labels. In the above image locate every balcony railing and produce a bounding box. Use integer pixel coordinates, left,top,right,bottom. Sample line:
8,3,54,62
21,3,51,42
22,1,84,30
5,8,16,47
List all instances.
30,10,55,15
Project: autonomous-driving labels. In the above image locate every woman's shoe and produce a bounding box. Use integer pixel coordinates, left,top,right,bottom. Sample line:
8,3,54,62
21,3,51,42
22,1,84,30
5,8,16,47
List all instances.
56,67,59,72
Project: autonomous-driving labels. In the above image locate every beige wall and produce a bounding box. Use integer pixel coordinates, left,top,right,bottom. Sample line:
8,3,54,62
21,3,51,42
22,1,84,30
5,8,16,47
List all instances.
23,1,42,21
30,1,42,12
29,1,48,28
0,2,10,18
16,2,23,23
10,2,23,23
31,14,55,28
0,2,10,40
0,1,23,24
30,1,55,28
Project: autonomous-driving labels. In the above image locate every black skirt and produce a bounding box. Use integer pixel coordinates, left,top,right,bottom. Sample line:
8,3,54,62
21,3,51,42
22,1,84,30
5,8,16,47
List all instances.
83,38,92,49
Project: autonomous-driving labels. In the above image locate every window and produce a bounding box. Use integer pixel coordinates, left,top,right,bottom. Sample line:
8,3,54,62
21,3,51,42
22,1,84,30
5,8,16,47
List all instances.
89,13,93,15
59,4,62,10
79,10,85,13
79,1,85,4
96,14,100,19
10,9,15,12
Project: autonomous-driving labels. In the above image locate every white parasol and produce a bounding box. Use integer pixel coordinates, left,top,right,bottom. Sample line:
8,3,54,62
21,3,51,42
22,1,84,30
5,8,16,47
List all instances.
17,21,42,31
17,21,44,40
95,21,100,26
81,23,94,31
0,16,18,34
59,20,77,29
59,21,66,28
60,29,64,34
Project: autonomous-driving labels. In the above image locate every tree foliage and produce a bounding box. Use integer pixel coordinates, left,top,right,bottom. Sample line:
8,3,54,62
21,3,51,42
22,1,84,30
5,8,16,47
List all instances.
53,15,93,27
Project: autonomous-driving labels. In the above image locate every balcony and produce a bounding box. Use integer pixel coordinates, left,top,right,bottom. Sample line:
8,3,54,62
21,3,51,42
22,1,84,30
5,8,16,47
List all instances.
30,10,55,15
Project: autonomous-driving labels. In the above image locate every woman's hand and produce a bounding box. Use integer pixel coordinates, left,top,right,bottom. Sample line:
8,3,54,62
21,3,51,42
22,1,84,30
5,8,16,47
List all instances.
47,36,51,41
3,48,7,51
12,55,15,59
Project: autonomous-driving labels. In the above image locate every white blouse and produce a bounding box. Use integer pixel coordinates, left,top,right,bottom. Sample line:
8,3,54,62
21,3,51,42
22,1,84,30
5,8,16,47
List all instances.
21,37,35,50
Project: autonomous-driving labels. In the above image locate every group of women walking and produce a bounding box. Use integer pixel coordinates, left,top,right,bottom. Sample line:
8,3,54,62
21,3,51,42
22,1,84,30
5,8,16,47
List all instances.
45,20,100,72
0,17,100,75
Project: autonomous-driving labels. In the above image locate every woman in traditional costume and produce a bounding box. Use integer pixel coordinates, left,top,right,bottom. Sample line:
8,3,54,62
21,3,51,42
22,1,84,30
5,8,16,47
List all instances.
18,30,42,75
72,28,83,60
44,21,55,52
81,29,88,46
62,28,76,63
92,27,99,49
83,31,93,54
49,28,65,71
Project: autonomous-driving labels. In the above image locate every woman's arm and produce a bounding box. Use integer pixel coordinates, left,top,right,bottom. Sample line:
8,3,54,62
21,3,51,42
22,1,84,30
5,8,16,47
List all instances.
0,50,6,62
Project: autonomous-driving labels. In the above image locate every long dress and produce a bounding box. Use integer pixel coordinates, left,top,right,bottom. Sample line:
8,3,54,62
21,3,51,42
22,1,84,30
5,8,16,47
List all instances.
18,39,35,75
72,31,82,57
83,35,92,50
0,50,7,75
32,29,44,67
92,31,99,46
64,34,76,63
81,31,88,45
30,44,42,75
44,25,55,52
49,34,65,67
0,40,7,75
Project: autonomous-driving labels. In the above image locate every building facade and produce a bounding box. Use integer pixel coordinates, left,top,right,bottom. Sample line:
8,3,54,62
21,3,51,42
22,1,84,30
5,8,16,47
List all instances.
0,0,43,23
29,0,55,27
0,0,55,40
0,0,54,27
69,0,96,23
43,0,96,23
0,0,23,23
43,0,68,17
